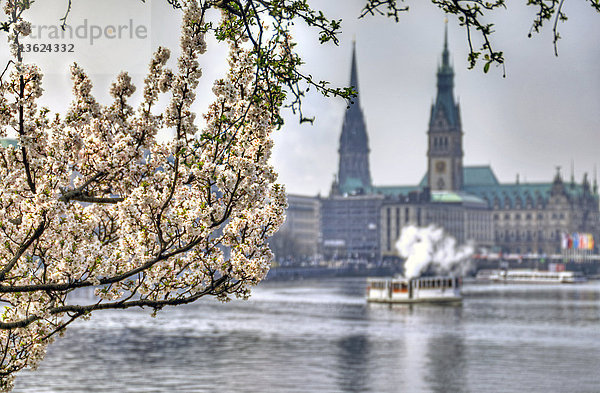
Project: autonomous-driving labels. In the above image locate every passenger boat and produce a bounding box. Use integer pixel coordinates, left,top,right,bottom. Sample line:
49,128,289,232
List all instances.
476,269,587,284
366,276,462,304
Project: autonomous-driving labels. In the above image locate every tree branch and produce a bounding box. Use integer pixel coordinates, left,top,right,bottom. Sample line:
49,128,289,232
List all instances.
0,217,46,282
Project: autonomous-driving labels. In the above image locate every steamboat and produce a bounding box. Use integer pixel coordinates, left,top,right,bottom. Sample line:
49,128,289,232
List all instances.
366,276,462,304
476,269,587,284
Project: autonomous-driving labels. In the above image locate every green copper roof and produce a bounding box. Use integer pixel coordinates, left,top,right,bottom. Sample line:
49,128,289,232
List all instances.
375,165,597,208
430,191,487,206
466,182,597,209
340,176,372,195
431,191,462,203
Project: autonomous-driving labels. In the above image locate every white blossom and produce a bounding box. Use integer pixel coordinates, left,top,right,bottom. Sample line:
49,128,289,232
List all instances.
0,0,291,390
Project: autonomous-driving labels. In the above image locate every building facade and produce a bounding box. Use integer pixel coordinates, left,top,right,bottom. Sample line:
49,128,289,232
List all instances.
379,191,492,259
317,24,599,262
269,194,321,262
320,194,383,261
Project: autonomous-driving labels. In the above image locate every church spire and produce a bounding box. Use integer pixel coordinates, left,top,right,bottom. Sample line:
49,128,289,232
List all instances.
427,22,464,192
431,19,458,128
350,39,359,101
335,41,372,195
442,19,450,69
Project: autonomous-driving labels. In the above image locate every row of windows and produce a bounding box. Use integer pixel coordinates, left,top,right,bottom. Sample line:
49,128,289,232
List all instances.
503,247,562,254
432,136,450,149
493,202,544,210
495,229,564,242
417,278,455,289
370,281,387,290
371,279,456,291
494,212,567,221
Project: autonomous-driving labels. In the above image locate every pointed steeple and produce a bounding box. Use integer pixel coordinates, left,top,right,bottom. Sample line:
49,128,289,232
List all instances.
442,19,450,71
350,39,359,102
551,166,567,197
553,166,563,183
583,172,590,194
427,22,464,192
335,41,372,195
431,19,459,128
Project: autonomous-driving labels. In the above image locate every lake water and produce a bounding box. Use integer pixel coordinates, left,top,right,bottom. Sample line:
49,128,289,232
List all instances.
13,278,600,393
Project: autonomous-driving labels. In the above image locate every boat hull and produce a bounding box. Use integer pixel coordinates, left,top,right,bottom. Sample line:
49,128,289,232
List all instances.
367,296,462,304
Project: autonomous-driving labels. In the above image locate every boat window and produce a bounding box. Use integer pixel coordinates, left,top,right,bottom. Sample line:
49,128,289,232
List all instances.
372,281,385,290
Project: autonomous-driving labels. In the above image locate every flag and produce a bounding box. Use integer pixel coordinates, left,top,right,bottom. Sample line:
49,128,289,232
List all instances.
579,234,587,249
572,233,579,249
561,232,568,250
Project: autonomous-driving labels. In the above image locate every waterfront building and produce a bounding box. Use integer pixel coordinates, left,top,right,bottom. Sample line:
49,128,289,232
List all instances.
379,190,492,259
269,194,321,261
319,24,599,262
320,193,383,261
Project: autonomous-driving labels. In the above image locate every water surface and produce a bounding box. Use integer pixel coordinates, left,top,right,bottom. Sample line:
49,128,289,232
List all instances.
13,278,600,392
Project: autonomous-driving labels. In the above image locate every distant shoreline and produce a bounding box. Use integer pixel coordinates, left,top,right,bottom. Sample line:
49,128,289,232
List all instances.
265,265,396,281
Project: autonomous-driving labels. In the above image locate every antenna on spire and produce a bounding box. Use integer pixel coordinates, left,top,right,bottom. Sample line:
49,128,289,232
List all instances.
444,17,448,51
349,39,359,102
441,18,450,69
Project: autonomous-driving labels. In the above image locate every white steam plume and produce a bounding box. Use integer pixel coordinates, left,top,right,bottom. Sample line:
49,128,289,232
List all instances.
396,225,474,279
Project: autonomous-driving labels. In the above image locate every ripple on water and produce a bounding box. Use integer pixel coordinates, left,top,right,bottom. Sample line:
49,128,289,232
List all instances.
12,278,600,393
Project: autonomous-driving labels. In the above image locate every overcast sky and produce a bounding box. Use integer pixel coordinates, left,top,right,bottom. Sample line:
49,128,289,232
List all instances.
3,0,599,196
273,0,600,195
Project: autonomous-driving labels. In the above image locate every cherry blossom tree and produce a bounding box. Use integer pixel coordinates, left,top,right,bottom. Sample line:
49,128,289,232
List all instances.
0,0,355,390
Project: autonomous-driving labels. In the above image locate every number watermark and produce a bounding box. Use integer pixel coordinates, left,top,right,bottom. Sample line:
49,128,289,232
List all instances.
19,43,75,53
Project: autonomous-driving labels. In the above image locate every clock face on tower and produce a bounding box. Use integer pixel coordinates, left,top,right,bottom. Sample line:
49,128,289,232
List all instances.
435,160,446,174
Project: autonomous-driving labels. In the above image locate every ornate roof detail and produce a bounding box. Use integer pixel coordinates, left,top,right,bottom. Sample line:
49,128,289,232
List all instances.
429,22,461,130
